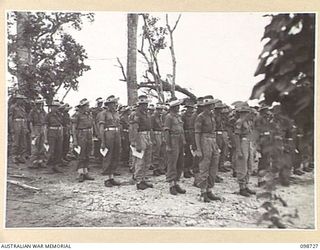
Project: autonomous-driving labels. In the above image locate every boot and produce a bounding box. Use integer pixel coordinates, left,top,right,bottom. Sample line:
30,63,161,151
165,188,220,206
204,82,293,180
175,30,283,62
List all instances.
232,171,237,178
84,173,95,181
18,156,26,164
78,174,85,183
110,179,121,186
183,171,192,178
219,166,230,172
215,175,223,183
137,181,148,190
169,186,178,195
246,187,256,195
52,166,63,173
159,169,166,175
207,191,222,201
201,192,211,203
153,169,162,176
175,184,186,194
239,188,250,197
143,181,153,188
104,179,113,187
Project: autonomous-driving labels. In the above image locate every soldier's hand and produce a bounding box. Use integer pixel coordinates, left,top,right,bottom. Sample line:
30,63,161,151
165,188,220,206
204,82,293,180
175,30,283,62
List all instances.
73,142,78,148
166,145,172,152
44,139,48,145
237,151,243,158
100,142,106,150
136,144,142,153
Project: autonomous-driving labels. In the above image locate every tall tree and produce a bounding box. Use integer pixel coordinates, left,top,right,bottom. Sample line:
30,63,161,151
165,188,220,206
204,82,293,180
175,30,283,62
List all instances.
126,13,139,106
7,11,94,103
251,13,315,137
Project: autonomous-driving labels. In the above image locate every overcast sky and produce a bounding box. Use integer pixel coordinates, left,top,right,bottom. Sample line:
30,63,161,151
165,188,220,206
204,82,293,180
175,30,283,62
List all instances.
53,12,269,107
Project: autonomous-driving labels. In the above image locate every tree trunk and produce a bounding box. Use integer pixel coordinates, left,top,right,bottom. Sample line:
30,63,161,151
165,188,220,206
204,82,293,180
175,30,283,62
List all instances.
16,12,31,92
126,14,138,106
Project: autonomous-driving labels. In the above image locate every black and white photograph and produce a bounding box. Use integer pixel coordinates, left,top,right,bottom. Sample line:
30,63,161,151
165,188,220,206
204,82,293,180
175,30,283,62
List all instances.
5,11,315,229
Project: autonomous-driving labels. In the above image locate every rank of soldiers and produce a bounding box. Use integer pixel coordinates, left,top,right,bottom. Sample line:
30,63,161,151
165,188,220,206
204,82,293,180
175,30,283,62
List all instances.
8,93,313,202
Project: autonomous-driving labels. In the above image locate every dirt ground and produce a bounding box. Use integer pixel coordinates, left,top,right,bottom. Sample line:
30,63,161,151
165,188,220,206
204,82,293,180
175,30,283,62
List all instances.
5,157,315,229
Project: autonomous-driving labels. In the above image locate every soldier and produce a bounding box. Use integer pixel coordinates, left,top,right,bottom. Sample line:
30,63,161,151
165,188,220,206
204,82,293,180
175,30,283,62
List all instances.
215,102,230,173
9,94,29,164
194,97,221,202
72,98,95,182
91,97,104,164
151,103,166,176
43,100,64,173
234,106,256,197
120,105,131,169
60,103,72,163
98,95,122,187
181,99,195,178
131,95,154,190
28,98,47,168
164,99,187,195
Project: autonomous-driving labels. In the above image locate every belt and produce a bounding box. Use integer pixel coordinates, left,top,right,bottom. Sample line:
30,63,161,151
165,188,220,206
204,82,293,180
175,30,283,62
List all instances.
216,131,225,135
286,138,293,141
14,118,26,121
153,131,162,134
201,133,216,138
260,131,271,136
139,131,151,134
184,129,194,132
49,126,63,130
274,135,283,140
105,127,119,131
122,129,129,132
78,128,92,131
241,137,248,141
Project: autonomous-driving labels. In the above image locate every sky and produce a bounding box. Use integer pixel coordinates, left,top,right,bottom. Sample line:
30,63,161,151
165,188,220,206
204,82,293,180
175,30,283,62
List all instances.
35,12,270,107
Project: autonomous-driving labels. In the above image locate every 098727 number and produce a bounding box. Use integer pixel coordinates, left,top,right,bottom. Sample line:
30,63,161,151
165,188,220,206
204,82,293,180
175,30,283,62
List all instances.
300,244,318,248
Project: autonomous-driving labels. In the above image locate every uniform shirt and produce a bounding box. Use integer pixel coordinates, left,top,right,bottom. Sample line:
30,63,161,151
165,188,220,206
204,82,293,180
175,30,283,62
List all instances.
61,111,71,127
29,107,46,126
151,111,163,131
9,104,28,120
91,106,104,124
132,108,152,132
72,110,93,129
182,111,194,131
44,111,63,127
194,111,216,134
164,112,184,134
234,118,252,137
120,114,130,130
215,112,226,131
97,109,120,128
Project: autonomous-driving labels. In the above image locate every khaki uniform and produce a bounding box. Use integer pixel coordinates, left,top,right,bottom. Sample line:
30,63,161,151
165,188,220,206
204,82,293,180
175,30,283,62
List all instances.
215,111,228,170
182,110,194,174
235,117,254,189
151,110,165,172
131,109,152,182
120,113,130,167
29,106,46,166
97,109,121,175
194,111,220,189
9,103,29,161
164,112,185,182
72,110,94,170
44,110,64,168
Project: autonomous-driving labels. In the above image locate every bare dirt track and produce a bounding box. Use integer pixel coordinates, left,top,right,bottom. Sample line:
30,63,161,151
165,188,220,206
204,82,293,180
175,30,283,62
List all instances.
5,158,315,228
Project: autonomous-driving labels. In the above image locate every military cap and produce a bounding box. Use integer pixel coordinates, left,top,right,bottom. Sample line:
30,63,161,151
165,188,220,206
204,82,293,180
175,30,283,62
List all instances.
215,103,227,109
78,98,89,107
156,103,165,109
47,100,61,107
15,93,27,99
96,97,103,103
148,104,155,110
35,98,45,104
105,95,119,104
137,95,150,105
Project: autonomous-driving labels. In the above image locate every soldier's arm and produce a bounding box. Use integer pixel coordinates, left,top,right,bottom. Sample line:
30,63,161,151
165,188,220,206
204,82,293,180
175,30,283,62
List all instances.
164,115,172,150
234,120,243,157
194,115,202,154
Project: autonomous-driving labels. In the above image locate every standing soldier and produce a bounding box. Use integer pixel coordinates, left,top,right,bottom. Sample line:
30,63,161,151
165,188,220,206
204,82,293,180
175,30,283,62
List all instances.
91,97,104,164
98,95,121,187
194,97,221,202
234,106,256,197
215,102,230,173
72,98,95,182
120,106,131,169
44,100,64,173
151,103,166,176
131,95,153,190
9,94,28,164
60,103,72,163
164,99,187,195
181,99,195,178
29,98,47,168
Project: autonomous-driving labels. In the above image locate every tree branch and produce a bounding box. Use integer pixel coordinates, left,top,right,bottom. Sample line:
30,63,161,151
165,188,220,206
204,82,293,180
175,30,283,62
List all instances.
116,57,127,81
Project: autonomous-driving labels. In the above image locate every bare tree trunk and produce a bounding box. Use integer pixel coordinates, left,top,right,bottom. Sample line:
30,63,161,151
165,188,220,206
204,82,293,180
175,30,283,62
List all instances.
126,14,138,106
16,12,31,91
166,14,181,100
